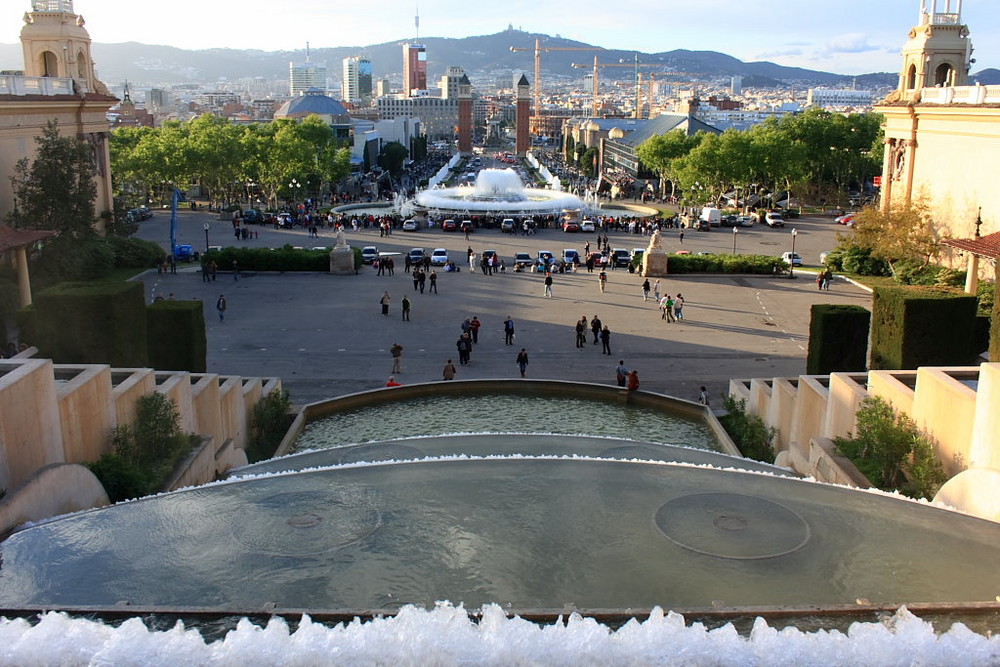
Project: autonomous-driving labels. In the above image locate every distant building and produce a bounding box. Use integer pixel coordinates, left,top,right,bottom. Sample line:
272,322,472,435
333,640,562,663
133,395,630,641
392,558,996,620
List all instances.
376,79,392,97
274,88,352,140
730,76,742,96
402,43,427,97
289,54,327,97
807,88,874,108
146,88,170,113
600,113,721,183
377,95,458,141
439,66,466,100
342,56,372,105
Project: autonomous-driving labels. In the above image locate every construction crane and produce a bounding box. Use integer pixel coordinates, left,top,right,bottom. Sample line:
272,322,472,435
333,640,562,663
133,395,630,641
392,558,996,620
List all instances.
573,55,698,118
509,38,601,121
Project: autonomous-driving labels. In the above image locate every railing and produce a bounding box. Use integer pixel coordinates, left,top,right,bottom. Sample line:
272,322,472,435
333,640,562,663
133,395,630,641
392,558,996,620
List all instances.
0,75,87,96
931,12,960,25
918,84,1000,105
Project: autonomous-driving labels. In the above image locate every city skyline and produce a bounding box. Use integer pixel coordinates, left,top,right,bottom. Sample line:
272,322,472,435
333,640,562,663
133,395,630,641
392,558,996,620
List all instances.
1,0,998,76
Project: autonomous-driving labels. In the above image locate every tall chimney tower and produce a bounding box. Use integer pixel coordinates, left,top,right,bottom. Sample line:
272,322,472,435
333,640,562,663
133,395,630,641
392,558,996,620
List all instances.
515,74,531,156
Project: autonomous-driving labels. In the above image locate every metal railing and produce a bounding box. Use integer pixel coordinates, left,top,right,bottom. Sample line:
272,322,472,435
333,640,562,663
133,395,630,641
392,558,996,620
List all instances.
0,75,87,96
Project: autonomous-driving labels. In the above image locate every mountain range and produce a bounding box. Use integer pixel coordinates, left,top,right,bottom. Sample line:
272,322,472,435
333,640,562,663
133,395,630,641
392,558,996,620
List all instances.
2,29,997,89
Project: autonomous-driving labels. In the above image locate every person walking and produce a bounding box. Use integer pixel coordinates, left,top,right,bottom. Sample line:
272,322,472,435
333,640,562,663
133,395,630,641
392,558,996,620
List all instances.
627,370,640,391
575,317,587,348
591,315,602,344
456,334,472,365
503,316,515,345
600,326,612,355
232,259,240,281
516,348,529,377
674,294,685,321
401,295,411,321
429,270,438,293
380,291,391,316
678,229,685,244
664,295,676,323
418,270,426,294
543,272,553,297
598,269,607,293
642,279,651,302
216,294,227,321
470,316,481,344
699,386,710,406
615,360,628,387
442,359,457,380
653,279,661,302
390,342,404,374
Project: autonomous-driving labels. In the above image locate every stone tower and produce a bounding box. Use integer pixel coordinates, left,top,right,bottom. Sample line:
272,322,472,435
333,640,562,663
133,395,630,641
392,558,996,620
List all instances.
457,74,472,156
20,0,108,95
895,0,972,101
515,74,530,156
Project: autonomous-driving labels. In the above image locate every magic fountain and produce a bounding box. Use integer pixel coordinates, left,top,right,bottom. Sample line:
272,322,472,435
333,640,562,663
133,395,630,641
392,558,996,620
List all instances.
408,168,590,218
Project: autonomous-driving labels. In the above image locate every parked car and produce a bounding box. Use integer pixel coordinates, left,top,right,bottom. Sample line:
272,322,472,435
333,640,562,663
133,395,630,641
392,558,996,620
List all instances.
736,215,755,227
482,249,498,265
562,219,581,232
430,248,449,266
587,251,607,267
721,214,739,227
631,248,646,265
514,252,533,268
276,212,293,228
500,218,516,233
459,220,474,234
242,209,264,224
174,244,194,262
136,205,152,220
781,251,803,267
537,250,556,269
612,248,631,267
700,207,722,227
408,248,426,264
580,220,596,233
563,249,581,265
441,219,457,232
361,246,379,264
764,211,785,228
402,219,419,231
835,213,856,226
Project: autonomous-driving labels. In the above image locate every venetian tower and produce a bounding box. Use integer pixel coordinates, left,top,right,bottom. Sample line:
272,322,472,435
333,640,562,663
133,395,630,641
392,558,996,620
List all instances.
457,74,472,155
893,0,972,102
515,74,531,156
20,0,108,95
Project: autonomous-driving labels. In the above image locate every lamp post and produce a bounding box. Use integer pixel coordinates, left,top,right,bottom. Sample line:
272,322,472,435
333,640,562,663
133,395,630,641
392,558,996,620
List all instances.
732,226,739,254
203,222,210,253
289,178,301,204
789,228,798,278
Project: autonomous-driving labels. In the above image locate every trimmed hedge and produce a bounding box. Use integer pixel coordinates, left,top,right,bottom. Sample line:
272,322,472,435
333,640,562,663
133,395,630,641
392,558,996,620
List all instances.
806,304,871,374
871,286,979,370
202,244,362,272
146,300,207,372
31,281,148,366
665,253,784,274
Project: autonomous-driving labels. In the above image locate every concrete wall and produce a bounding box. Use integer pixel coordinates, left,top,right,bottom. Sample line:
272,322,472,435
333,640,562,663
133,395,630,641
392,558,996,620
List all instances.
0,359,64,491
56,365,115,463
913,368,978,477
0,463,109,538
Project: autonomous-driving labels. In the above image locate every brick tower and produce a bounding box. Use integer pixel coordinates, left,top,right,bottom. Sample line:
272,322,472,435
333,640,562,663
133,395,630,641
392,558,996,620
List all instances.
515,74,531,156
457,74,472,155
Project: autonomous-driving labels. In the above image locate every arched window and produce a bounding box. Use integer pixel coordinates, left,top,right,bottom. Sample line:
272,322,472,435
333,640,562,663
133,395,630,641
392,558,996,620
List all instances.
76,50,87,78
934,63,954,87
40,50,58,77
906,64,917,90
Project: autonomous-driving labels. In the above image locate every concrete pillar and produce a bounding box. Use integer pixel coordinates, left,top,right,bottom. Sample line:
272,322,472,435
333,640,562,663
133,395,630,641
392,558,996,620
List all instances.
16,247,32,307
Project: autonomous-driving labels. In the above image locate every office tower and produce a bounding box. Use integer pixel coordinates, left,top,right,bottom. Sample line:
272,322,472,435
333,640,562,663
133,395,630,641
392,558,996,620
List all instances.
402,42,427,97
342,55,373,103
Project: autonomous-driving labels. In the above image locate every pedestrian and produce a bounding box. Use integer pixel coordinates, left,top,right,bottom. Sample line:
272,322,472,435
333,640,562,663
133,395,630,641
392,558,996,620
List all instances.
380,290,391,316
516,348,529,377
418,270,426,294
210,261,218,281
816,272,823,290
598,270,607,293
470,316,481,343
201,262,211,282
401,295,411,321
699,385,710,406
575,316,587,348
822,268,833,290
503,316,515,345
664,295,676,322
461,317,472,337
642,278,651,301
674,294,685,321
412,268,421,292
429,270,438,293
232,259,240,281
627,370,640,391
215,294,227,321
616,360,628,387
390,342,404,373
591,315,602,344
442,359,457,380
600,325,612,355
678,229,684,244
456,334,472,365
653,279,661,302
659,295,669,320
386,375,402,387
543,272,553,297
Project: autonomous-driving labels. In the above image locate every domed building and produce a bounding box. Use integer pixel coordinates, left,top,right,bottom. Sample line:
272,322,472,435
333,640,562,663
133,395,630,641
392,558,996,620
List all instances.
274,87,352,140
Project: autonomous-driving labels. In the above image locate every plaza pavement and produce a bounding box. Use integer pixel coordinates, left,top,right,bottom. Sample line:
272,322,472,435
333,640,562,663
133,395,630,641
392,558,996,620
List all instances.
137,209,871,407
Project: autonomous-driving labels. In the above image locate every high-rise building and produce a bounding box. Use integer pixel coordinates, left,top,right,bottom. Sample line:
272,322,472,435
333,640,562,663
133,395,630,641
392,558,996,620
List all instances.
730,76,742,96
289,49,327,97
402,43,427,97
342,56,373,104
439,66,466,99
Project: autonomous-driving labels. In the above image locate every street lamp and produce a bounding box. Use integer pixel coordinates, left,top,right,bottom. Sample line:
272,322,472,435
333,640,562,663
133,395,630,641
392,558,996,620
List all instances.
789,228,798,278
289,178,301,202
203,222,211,253
732,226,739,254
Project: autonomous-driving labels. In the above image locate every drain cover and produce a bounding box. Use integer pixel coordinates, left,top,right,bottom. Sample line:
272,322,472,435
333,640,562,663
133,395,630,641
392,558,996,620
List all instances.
655,493,810,560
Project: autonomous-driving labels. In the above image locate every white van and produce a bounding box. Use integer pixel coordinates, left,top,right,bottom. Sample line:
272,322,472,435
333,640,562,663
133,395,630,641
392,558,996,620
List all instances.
699,207,722,227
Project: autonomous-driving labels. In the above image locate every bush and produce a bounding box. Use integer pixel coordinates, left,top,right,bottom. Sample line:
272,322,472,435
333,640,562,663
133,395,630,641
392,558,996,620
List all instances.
103,235,165,269
665,253,783,275
834,396,945,499
840,245,891,276
247,388,293,463
718,395,777,463
31,236,116,285
87,453,153,503
202,245,331,272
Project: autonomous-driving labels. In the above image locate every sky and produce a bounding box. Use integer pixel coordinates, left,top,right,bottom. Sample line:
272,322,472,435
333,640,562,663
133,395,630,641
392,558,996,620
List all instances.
3,0,998,75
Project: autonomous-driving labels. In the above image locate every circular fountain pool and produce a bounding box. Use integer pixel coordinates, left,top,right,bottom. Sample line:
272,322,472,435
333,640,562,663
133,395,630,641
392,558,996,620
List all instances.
413,168,587,217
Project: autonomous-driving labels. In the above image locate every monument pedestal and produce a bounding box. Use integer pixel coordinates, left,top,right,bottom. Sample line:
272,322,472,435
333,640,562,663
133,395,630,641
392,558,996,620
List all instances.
643,252,668,277
329,246,355,275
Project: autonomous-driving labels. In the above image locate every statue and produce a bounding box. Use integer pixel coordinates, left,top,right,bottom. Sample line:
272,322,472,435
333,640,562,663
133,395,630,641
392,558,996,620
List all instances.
647,228,663,252
335,228,347,248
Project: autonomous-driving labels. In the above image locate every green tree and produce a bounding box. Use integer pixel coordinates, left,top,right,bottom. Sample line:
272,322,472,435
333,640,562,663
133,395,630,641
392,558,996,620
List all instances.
848,197,940,276
635,130,701,200
7,121,97,238
378,141,409,177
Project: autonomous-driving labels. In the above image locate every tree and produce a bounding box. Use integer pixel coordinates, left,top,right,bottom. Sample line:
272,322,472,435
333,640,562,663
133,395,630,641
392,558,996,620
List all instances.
635,130,701,200
7,121,97,238
848,197,940,276
378,141,409,177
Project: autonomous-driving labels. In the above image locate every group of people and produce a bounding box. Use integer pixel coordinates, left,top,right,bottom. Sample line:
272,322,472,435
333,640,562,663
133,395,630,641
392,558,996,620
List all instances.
816,268,834,290
615,360,640,391
574,315,613,355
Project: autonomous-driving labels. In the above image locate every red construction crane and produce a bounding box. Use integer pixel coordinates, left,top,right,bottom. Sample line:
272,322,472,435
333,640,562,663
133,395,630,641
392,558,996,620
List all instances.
509,38,602,120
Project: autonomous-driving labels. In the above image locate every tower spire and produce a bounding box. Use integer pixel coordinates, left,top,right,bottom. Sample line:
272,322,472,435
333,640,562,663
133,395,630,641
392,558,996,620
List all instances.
415,3,420,40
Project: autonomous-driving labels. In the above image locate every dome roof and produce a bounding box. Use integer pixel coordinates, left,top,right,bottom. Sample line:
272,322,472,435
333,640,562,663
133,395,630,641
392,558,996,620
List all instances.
585,121,601,131
276,89,349,119
609,127,626,139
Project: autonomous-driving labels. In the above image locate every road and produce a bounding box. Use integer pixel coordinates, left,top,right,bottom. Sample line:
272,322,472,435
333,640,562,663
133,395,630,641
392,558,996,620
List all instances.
135,208,868,407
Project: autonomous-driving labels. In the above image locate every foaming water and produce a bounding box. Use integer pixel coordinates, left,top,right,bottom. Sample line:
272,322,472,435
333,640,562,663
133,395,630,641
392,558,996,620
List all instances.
296,394,719,452
1,605,998,664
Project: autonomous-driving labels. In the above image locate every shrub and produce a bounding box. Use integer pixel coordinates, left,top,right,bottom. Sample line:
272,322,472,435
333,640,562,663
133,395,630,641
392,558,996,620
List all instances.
719,395,777,463
840,245,891,276
247,388,293,463
103,235,165,269
666,253,783,275
834,396,946,500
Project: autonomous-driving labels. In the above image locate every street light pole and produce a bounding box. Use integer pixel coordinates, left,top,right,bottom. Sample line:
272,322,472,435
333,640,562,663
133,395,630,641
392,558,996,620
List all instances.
732,226,739,254
789,228,798,278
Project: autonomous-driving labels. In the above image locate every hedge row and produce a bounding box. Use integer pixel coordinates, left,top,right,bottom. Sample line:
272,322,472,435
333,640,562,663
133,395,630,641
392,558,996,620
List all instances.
664,253,785,274
871,286,979,370
202,245,361,271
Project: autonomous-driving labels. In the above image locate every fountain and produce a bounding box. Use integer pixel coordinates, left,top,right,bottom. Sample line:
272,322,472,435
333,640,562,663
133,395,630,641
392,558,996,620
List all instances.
412,168,589,217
